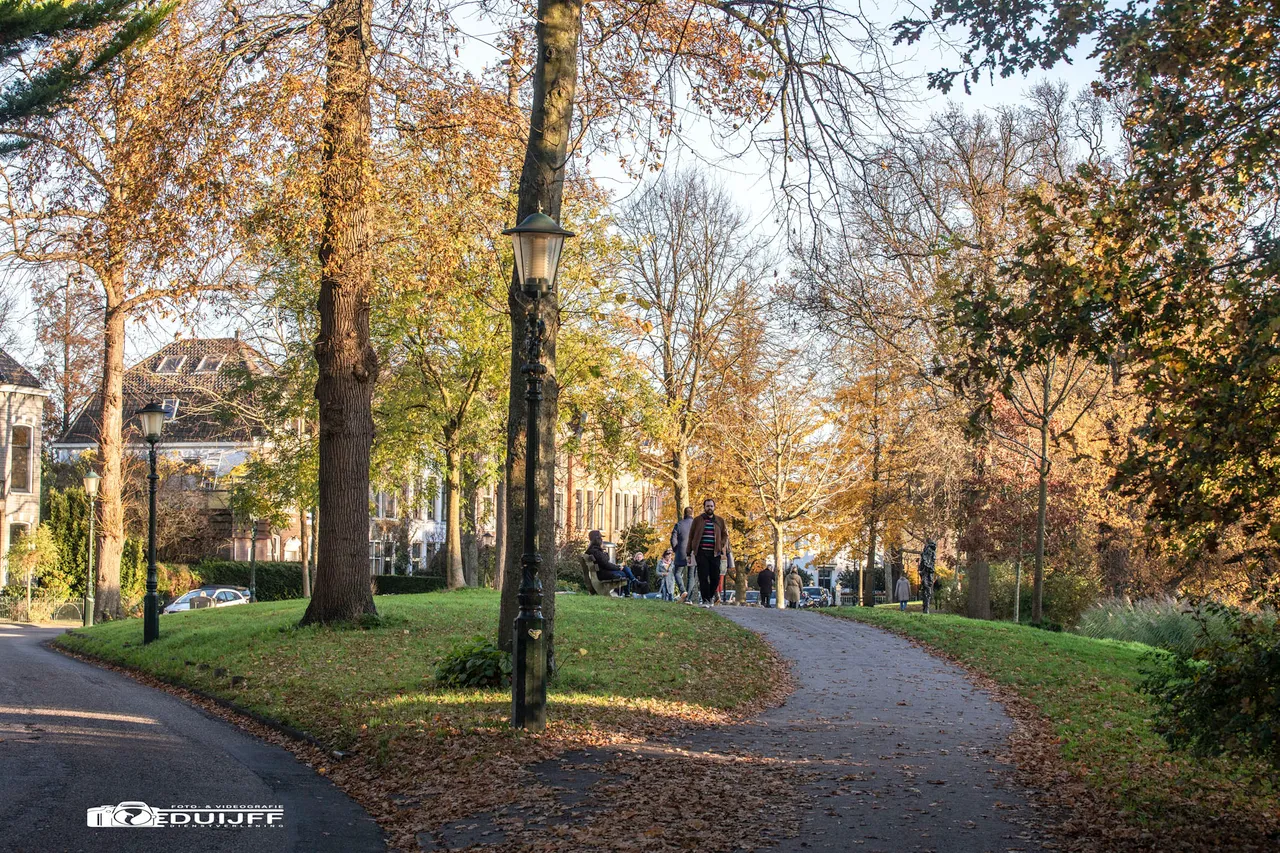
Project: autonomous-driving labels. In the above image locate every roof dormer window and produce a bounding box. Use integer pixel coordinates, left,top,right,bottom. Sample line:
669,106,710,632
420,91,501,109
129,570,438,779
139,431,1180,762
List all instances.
161,398,180,419
194,355,223,373
156,355,185,374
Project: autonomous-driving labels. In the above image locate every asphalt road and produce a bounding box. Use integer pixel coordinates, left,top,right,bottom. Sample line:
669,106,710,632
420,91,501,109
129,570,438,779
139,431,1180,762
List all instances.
0,622,384,853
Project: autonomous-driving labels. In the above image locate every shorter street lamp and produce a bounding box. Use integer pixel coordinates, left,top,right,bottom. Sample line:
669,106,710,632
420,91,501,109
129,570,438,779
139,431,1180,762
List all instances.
138,401,166,644
502,211,574,732
83,470,100,627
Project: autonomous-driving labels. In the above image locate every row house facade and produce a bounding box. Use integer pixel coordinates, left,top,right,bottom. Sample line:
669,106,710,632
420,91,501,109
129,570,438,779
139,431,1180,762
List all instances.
0,348,49,587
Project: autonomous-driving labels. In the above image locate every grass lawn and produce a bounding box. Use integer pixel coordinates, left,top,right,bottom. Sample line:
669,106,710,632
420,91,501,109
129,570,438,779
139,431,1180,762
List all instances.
828,607,1279,847
54,589,775,750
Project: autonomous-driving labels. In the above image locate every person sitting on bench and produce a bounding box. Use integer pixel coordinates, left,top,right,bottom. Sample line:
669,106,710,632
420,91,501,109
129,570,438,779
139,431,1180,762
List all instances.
586,529,639,597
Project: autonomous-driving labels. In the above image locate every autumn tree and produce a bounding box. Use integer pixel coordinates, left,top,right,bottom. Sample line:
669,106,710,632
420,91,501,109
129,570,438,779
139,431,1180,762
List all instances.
617,169,769,516
0,3,278,621
900,0,1280,601
33,266,99,436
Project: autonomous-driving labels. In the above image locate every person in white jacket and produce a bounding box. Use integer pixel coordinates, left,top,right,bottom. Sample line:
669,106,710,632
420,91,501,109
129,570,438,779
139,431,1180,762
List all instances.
895,574,911,611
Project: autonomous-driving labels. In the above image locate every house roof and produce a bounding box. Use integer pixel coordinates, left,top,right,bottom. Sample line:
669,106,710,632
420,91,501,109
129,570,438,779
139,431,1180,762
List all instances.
0,347,42,389
57,337,270,446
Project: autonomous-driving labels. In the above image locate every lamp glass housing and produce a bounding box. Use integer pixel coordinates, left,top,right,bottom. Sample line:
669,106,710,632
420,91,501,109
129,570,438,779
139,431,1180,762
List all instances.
503,213,574,296
82,470,101,498
138,402,166,443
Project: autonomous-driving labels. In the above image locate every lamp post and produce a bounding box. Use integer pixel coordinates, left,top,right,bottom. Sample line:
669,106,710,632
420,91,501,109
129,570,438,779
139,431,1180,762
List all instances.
138,401,166,644
83,470,100,627
502,212,574,731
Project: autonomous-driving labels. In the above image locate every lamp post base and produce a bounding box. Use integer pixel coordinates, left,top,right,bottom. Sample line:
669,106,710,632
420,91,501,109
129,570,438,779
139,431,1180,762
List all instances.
144,594,158,644
511,605,546,732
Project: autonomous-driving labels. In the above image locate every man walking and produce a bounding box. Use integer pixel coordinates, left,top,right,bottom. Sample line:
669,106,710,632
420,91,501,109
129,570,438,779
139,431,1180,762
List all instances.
670,507,696,604
685,499,729,609
757,562,775,609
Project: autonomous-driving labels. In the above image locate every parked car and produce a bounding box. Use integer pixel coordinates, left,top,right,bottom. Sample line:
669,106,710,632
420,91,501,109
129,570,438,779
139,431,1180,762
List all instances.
801,586,832,607
162,585,250,614
744,590,760,605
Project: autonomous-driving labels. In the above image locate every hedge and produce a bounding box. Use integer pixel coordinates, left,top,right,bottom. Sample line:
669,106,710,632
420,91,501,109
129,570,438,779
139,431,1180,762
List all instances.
373,575,446,595
190,560,306,602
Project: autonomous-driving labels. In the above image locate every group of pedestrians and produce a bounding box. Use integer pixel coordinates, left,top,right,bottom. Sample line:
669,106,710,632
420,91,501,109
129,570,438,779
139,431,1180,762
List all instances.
587,495,915,610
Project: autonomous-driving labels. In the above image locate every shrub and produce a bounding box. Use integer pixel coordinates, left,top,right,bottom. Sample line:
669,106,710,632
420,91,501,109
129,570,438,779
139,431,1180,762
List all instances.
191,559,305,601
373,575,445,595
555,538,588,591
1141,606,1280,769
433,636,512,688
1075,597,1246,657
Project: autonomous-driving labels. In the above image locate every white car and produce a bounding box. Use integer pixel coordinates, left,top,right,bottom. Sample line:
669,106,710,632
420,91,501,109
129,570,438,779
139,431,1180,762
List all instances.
163,586,251,613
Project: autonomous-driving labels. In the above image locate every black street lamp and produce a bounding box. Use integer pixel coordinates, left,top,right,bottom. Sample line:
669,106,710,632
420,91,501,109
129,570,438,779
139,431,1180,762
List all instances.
138,401,166,644
83,470,100,627
502,211,574,731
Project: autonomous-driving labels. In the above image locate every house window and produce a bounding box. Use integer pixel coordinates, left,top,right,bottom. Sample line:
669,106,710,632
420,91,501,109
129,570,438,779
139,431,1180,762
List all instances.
574,489,583,530
555,491,564,530
194,355,223,373
155,355,184,373
649,495,658,524
161,398,180,419
483,494,494,522
586,490,594,530
9,426,31,492
426,478,438,521
631,493,639,524
622,493,629,528
614,493,621,530
9,523,29,551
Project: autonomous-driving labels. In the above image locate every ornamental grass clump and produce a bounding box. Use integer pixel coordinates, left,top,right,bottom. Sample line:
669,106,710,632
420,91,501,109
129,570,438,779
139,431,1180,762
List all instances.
1075,597,1240,657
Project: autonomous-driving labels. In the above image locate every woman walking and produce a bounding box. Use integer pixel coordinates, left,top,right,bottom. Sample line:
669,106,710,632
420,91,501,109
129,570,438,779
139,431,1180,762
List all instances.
784,565,802,609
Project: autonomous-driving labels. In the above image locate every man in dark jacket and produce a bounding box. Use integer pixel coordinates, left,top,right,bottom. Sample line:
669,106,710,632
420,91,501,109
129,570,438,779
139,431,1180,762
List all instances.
685,499,729,608
670,507,695,603
756,564,775,609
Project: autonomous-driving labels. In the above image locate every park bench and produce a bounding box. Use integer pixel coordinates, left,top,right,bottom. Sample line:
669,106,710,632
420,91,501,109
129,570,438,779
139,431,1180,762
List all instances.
579,554,628,596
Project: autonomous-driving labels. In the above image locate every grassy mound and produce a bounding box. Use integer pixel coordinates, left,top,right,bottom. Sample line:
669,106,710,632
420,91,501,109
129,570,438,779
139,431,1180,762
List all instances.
829,607,1279,849
55,589,773,748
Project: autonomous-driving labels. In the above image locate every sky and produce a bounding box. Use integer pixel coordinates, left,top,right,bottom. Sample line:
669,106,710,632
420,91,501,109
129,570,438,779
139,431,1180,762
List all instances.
0,3,1100,371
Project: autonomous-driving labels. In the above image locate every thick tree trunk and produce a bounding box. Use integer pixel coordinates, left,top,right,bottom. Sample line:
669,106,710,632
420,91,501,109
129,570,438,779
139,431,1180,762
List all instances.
302,0,378,625
966,558,992,620
445,445,465,588
498,0,584,655
463,460,479,585
494,472,506,590
94,300,126,621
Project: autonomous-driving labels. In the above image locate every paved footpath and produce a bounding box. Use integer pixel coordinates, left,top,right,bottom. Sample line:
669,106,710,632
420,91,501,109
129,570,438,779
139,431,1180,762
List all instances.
423,607,1048,853
0,623,384,853
708,607,1045,852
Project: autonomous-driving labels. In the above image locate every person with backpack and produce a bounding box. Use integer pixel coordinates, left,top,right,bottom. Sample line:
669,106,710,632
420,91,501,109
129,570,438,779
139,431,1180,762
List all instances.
670,507,697,604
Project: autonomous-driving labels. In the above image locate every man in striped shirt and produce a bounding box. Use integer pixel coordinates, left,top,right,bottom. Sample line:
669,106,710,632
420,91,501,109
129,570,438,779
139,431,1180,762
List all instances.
685,499,729,608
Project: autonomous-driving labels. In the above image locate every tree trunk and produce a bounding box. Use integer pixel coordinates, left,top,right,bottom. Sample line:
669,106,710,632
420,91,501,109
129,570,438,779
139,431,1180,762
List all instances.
309,505,319,592
301,0,378,625
494,471,506,590
445,445,465,589
463,460,479,586
966,558,991,620
672,447,690,515
498,0,584,655
773,521,785,609
863,514,877,608
300,499,312,597
1033,392,1050,624
94,300,126,621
